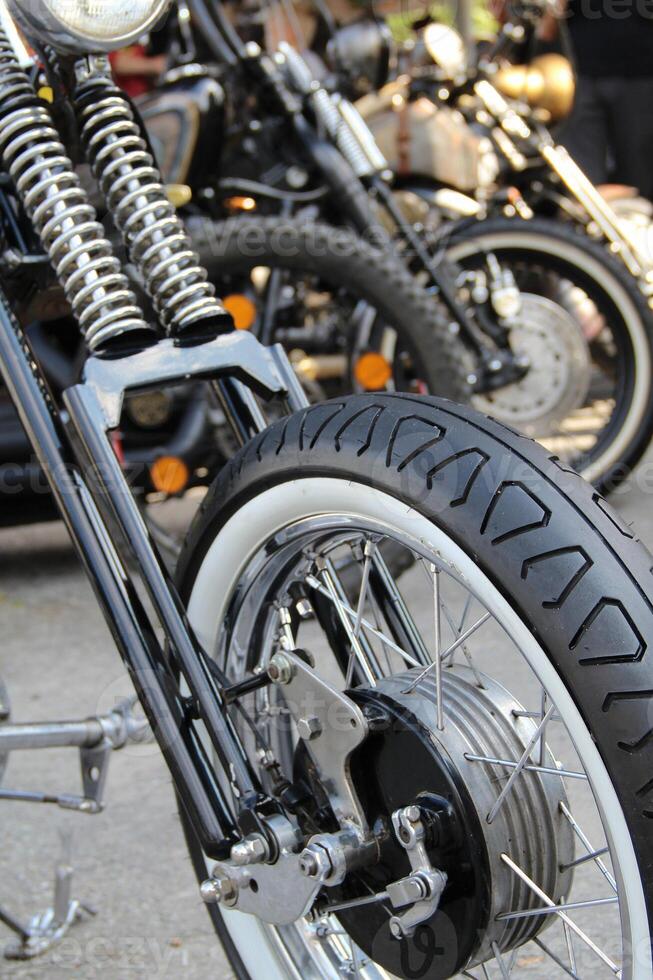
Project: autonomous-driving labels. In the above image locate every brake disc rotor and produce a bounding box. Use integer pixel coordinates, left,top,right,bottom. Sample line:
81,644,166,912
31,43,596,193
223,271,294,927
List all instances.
309,666,575,979
473,292,591,436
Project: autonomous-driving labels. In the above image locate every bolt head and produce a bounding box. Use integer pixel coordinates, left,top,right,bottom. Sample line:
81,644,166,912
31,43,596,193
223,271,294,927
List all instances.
295,599,314,619
389,918,404,940
267,653,294,685
230,834,268,866
200,872,237,906
297,715,322,741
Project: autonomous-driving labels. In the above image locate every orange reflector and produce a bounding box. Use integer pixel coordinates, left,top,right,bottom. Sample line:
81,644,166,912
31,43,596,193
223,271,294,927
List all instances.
506,186,523,206
224,195,256,212
354,352,393,390
223,293,257,330
150,456,189,496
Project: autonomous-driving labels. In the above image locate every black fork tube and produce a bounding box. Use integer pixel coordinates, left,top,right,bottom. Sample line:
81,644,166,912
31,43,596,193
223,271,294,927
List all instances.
63,382,258,798
0,292,237,857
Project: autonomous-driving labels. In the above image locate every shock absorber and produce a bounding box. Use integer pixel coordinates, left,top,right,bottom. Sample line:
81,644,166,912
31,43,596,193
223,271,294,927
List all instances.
277,43,388,179
0,27,154,353
73,57,231,340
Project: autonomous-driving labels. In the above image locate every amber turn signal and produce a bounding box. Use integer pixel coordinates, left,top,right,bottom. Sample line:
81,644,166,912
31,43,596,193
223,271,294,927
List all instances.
150,456,190,496
354,351,393,390
222,293,257,330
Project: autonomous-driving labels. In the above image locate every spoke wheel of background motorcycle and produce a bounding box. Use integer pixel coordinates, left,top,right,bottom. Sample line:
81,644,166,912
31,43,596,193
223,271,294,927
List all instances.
176,394,653,980
187,215,469,403
446,216,653,494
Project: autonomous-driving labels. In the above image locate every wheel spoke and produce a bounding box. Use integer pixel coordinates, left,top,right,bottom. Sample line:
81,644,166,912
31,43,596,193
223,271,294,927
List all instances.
559,801,618,893
561,895,578,977
346,541,375,687
560,847,610,872
501,854,620,974
496,896,618,921
305,573,422,669
492,941,511,979
465,753,588,781
401,612,492,693
370,548,431,666
441,601,486,688
538,690,549,766
487,705,557,823
532,937,580,979
431,564,444,731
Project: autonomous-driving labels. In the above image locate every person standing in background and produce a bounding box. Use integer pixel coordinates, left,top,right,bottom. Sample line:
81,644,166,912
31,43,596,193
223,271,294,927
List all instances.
551,0,653,200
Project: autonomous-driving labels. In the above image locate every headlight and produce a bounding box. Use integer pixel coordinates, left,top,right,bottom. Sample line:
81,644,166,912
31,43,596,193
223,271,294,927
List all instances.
7,0,172,54
327,19,395,96
412,24,468,83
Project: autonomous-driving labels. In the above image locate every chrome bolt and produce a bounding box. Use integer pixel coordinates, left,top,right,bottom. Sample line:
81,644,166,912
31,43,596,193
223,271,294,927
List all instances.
299,845,332,881
267,653,294,685
404,805,421,824
295,599,313,619
297,715,322,741
200,871,238,906
230,833,269,866
389,918,405,940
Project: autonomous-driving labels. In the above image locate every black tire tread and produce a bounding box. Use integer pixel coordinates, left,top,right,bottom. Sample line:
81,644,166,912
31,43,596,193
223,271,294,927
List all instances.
187,214,470,403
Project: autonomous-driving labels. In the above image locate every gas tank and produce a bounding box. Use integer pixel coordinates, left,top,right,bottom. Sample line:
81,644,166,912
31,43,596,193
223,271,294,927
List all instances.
137,67,225,187
357,84,497,193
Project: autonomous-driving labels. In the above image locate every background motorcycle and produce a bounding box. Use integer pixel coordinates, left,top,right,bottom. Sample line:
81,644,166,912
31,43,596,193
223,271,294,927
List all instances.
141,0,653,492
348,17,653,490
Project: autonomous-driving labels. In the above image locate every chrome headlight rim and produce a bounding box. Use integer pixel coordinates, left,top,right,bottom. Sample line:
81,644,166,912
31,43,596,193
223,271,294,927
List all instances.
7,0,172,55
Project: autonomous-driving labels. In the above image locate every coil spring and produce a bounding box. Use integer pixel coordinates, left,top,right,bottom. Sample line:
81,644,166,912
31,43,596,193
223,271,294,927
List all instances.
0,29,154,353
75,74,228,338
277,44,374,179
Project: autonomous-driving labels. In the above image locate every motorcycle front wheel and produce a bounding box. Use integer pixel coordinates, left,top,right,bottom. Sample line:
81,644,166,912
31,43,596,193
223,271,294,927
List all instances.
446,215,653,494
177,393,653,980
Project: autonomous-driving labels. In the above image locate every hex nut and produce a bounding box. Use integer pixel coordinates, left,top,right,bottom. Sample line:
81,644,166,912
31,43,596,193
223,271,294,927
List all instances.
267,653,294,685
297,715,322,741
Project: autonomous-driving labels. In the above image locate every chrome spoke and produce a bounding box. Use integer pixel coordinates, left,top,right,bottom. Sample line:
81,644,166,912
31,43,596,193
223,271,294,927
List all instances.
458,590,473,634
318,562,378,687
560,847,610,872
487,705,556,823
492,941,511,979
305,573,422,670
538,690,548,767
402,612,492,693
441,601,486,688
346,541,375,687
561,895,578,977
496,896,618,921
372,549,431,666
532,937,580,979
559,801,618,893
501,854,620,975
431,564,444,731
465,753,588,781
